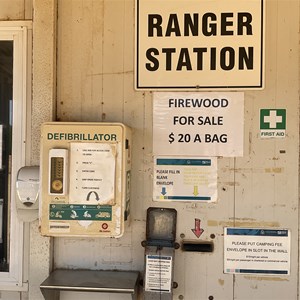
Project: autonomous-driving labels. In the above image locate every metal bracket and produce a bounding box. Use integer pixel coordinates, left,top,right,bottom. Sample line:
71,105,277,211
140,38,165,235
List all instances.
40,269,140,300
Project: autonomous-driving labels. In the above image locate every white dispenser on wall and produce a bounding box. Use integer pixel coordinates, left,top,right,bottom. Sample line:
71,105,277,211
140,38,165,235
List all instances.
16,166,40,222
39,122,132,238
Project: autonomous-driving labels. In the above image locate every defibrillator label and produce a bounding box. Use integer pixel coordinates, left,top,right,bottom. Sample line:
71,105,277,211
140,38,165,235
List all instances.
47,132,117,141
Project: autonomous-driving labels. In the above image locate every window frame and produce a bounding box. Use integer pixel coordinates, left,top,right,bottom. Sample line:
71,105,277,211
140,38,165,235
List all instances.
0,21,32,291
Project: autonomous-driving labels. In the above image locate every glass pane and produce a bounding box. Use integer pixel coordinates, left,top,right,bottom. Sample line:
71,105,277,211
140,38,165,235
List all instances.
0,41,13,272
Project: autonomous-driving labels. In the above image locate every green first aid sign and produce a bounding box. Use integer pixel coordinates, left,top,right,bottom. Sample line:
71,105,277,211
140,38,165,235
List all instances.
260,109,286,138
260,109,286,129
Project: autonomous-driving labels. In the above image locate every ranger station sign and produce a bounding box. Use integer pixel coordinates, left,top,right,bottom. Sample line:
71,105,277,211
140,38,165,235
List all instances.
135,0,264,90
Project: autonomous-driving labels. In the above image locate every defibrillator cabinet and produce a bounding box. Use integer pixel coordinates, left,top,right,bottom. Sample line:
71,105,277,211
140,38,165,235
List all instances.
39,122,132,238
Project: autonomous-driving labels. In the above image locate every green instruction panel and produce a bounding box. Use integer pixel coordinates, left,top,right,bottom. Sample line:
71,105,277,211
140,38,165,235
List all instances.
49,204,112,221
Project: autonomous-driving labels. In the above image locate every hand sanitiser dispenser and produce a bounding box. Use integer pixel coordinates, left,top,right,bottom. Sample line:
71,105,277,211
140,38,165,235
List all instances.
39,122,132,238
16,166,40,222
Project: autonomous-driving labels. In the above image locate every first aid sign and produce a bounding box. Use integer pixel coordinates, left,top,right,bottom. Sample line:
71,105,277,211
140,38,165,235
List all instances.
136,0,264,90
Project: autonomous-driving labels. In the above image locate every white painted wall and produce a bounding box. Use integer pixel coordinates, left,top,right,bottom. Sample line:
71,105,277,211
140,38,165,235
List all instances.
29,0,57,299
0,0,300,299
54,1,300,299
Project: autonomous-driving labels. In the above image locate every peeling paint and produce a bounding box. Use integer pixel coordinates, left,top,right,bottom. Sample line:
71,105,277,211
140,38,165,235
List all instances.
244,276,289,282
207,220,218,226
221,167,265,173
221,182,239,186
63,238,96,245
207,220,280,227
185,203,198,209
265,167,284,173
221,167,284,174
218,279,225,286
250,284,258,289
229,217,256,221
271,204,286,208
248,132,252,154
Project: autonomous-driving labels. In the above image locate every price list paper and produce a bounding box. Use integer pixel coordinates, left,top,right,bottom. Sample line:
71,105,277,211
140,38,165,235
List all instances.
153,92,244,157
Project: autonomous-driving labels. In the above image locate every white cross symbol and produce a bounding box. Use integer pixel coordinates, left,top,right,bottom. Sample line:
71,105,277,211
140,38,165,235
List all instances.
264,110,282,129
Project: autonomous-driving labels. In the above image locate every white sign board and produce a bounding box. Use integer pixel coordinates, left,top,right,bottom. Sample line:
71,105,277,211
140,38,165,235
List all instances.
153,92,244,157
153,157,217,202
145,255,173,292
224,228,290,275
136,0,264,90
69,143,116,205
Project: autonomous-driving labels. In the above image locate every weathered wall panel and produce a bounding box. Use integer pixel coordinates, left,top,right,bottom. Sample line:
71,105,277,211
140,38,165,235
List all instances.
54,0,299,299
0,0,291,299
57,0,103,122
233,0,299,299
0,0,32,20
30,0,57,299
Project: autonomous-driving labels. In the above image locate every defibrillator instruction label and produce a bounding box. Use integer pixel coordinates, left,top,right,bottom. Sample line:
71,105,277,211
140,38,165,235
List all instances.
69,143,116,205
49,204,112,221
224,228,290,275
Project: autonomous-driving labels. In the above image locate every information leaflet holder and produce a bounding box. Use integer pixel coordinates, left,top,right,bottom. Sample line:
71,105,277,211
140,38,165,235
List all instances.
142,207,179,299
39,122,132,238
